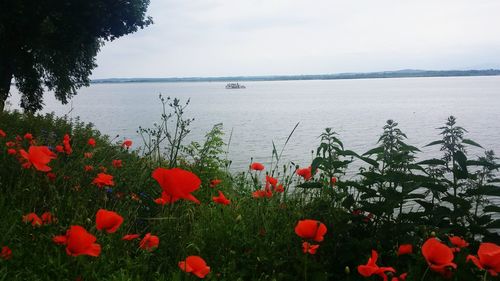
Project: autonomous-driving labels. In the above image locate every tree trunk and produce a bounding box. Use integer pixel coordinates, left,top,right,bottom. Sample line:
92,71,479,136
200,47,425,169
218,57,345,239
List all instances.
0,59,13,112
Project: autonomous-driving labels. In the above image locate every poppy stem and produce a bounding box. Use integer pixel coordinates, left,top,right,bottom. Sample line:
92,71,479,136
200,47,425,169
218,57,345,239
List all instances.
483,270,488,281
304,252,308,281
420,266,429,281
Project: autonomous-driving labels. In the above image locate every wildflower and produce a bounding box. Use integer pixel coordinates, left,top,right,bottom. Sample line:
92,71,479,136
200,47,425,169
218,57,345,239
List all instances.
397,244,413,256
41,212,54,225
46,172,56,181
84,152,93,159
95,209,123,233
19,146,56,172
0,246,12,260
357,250,396,281
152,168,201,204
139,233,159,251
294,219,327,242
449,236,469,252
252,189,272,198
122,139,132,149
84,165,94,172
421,238,457,278
296,166,312,181
212,191,231,205
209,179,222,188
467,242,500,277
55,145,64,153
7,148,16,155
92,173,114,188
331,177,337,185
112,159,122,168
88,138,96,147
250,162,264,171
122,234,140,241
0,129,5,138
63,134,72,154
179,256,211,279
273,184,284,193
24,133,33,140
391,273,408,281
302,242,319,255
265,175,278,187
53,225,101,257
23,213,42,227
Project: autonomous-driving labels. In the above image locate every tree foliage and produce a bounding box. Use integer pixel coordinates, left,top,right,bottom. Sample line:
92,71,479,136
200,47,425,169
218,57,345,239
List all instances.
0,0,153,112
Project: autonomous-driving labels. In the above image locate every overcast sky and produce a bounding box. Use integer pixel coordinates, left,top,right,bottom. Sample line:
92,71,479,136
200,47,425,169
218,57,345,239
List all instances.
91,0,500,78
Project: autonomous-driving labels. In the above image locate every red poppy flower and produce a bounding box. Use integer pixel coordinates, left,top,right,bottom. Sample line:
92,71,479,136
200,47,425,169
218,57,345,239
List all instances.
55,145,64,153
92,173,115,188
266,175,278,187
112,159,122,168
84,165,94,172
24,133,33,140
212,191,231,205
152,168,201,204
391,273,408,281
467,242,500,276
53,225,101,257
19,146,56,172
331,177,337,185
296,166,312,181
294,219,327,242
63,134,72,154
273,184,285,193
88,138,96,147
7,148,16,155
397,244,413,256
179,256,211,279
95,209,124,233
122,234,141,241
46,172,56,181
0,246,12,260
449,236,469,252
6,141,15,147
41,212,54,225
421,238,457,277
122,139,132,149
23,213,42,227
302,242,320,255
139,233,159,251
0,129,5,138
209,179,222,188
252,189,273,198
357,250,396,281
250,162,265,171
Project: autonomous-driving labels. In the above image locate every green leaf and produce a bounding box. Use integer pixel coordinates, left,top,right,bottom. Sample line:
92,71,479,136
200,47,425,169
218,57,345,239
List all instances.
418,159,446,166
296,182,323,189
362,146,384,156
425,140,444,147
311,157,323,174
484,205,500,213
462,139,483,148
487,219,500,229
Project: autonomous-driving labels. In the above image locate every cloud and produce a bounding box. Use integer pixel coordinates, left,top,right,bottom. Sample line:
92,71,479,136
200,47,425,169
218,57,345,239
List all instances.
91,0,500,78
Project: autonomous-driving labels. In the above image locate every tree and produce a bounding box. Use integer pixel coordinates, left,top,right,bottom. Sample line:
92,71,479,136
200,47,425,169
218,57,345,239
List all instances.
0,1,152,112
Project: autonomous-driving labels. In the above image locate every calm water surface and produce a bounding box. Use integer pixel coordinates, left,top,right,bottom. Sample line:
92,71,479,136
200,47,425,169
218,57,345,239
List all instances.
8,76,500,172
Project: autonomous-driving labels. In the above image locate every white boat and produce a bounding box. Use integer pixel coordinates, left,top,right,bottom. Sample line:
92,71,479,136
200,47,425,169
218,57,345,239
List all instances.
225,83,246,89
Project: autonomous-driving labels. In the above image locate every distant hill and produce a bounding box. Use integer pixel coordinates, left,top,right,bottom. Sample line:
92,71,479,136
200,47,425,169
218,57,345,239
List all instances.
91,69,500,84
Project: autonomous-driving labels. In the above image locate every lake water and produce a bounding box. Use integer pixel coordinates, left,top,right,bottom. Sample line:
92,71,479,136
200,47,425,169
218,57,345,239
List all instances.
7,76,500,173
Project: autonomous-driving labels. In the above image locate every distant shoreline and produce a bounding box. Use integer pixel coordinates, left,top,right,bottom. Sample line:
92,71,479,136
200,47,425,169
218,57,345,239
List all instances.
91,69,500,84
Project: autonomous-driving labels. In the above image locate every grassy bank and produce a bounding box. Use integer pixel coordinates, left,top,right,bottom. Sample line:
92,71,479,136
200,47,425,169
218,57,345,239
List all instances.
1,106,500,281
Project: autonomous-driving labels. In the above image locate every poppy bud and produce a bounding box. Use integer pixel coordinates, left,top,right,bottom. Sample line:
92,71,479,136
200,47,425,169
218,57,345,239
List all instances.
430,231,436,237
236,214,242,221
344,266,350,274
